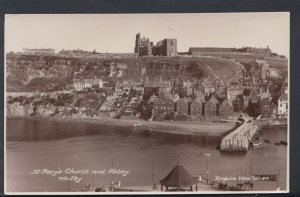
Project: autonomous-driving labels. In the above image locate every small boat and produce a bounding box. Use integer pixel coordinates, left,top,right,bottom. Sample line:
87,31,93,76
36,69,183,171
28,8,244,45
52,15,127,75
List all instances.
252,140,263,146
275,142,281,146
193,152,204,157
280,140,288,146
264,139,271,143
252,137,263,147
133,123,142,127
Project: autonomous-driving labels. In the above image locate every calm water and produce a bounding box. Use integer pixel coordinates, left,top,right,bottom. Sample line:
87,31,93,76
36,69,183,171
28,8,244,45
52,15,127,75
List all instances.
6,118,288,192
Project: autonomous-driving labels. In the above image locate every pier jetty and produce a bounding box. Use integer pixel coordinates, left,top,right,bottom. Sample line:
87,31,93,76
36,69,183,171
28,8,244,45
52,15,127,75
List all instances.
220,116,259,152
257,118,287,129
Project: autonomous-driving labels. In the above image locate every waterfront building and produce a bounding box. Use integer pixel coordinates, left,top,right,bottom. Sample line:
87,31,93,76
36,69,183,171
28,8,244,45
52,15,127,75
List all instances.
153,98,175,115
259,98,272,118
176,98,189,115
218,99,234,117
190,98,204,116
204,97,219,116
278,93,288,117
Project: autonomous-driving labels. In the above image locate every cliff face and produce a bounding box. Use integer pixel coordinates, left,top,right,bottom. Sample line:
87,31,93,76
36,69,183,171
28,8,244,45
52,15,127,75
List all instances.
34,104,57,117
6,93,105,118
6,102,34,117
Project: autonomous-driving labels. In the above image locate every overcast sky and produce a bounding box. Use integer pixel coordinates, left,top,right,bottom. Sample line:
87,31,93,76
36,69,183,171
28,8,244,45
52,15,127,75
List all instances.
5,13,289,56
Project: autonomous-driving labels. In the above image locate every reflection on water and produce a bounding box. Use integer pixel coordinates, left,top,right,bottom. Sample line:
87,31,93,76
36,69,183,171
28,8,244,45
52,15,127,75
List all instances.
6,119,287,192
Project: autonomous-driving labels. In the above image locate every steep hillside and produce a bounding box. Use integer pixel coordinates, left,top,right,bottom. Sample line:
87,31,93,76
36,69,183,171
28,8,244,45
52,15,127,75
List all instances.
6,55,242,92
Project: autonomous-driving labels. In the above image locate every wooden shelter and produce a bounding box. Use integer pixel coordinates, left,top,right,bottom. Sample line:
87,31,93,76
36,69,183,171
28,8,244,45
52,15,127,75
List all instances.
160,162,198,191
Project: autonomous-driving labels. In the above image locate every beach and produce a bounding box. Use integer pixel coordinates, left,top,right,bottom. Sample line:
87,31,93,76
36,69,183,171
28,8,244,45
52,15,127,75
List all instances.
7,116,236,137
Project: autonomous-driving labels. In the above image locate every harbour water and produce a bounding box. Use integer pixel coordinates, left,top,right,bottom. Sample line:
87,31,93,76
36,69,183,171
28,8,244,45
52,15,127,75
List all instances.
6,118,288,192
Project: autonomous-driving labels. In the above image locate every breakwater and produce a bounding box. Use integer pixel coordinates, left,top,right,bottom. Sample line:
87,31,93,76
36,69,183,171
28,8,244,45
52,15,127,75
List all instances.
219,117,259,152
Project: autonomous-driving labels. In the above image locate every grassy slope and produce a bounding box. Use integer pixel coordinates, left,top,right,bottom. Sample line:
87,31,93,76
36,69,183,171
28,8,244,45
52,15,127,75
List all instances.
200,53,288,69
5,56,248,92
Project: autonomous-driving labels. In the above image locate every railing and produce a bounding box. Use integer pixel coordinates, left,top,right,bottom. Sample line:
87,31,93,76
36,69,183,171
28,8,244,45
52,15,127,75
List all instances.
199,177,246,191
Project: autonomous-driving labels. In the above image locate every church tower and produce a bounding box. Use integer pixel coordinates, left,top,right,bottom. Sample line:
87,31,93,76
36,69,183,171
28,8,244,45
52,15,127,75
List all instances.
134,33,141,54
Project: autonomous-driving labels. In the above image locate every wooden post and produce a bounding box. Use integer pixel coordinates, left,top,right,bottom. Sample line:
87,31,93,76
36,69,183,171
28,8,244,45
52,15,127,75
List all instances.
276,168,280,190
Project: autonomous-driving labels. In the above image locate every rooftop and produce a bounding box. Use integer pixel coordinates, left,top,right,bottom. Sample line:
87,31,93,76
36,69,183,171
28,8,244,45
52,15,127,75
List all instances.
279,93,288,101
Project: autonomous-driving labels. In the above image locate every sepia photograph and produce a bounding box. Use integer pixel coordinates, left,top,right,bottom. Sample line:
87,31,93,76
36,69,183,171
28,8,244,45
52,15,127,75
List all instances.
4,13,289,194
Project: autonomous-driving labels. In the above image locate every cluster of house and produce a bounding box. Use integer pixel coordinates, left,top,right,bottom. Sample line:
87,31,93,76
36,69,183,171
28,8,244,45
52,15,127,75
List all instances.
72,76,288,120
71,58,287,120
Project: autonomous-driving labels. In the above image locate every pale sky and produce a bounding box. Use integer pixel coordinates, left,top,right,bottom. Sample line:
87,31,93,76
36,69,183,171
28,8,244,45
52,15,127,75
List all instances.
5,13,289,56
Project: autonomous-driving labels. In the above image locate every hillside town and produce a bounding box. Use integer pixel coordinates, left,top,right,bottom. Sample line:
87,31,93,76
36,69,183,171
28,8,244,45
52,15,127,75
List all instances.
6,33,288,123
69,60,287,122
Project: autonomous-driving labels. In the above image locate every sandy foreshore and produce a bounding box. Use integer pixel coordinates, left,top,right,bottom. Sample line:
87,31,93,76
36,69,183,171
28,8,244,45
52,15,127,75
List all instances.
7,116,236,137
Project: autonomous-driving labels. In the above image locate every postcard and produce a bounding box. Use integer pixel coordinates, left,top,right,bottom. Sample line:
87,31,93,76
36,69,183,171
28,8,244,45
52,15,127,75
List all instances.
4,13,289,194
